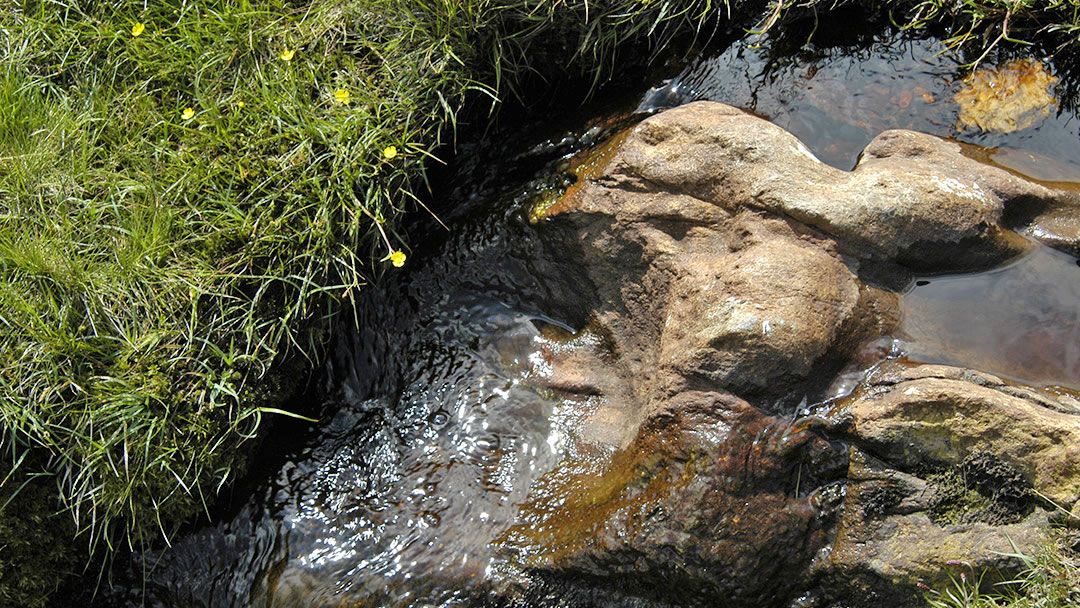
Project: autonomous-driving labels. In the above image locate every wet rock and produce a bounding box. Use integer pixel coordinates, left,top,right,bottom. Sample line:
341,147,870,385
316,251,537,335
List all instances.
518,102,1080,605
136,101,1080,608
836,360,1080,508
501,390,847,606
550,101,1080,266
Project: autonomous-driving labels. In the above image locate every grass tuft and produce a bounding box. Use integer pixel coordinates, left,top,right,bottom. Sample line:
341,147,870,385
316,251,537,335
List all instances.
923,535,1080,608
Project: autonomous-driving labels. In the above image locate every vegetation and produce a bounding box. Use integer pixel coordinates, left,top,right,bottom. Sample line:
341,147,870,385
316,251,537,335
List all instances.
5,0,1080,606
923,534,1080,608
0,1,723,604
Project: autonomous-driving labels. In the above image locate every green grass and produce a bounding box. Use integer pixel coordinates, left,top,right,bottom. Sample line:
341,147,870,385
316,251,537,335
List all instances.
6,0,1080,606
0,0,725,557
923,534,1080,608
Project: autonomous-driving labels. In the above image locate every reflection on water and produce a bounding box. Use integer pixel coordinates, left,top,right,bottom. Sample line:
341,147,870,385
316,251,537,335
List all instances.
900,245,1080,390
640,35,1080,175
134,192,603,606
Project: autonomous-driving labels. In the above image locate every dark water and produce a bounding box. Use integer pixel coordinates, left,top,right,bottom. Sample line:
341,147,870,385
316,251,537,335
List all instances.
127,192,601,606
641,35,1080,176
121,25,1080,608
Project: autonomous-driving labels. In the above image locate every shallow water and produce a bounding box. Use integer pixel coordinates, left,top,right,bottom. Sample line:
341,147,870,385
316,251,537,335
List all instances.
641,35,1080,176
900,244,1080,390
129,194,602,606
120,24,1080,608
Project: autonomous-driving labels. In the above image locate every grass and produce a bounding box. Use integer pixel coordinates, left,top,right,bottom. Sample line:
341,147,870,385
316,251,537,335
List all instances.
5,0,1080,606
0,0,726,568
923,534,1080,608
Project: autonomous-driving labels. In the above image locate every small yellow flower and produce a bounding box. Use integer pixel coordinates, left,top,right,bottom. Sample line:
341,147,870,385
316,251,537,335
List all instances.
279,49,295,61
131,22,145,37
333,88,351,105
182,107,195,120
389,250,406,268
237,100,245,109
382,145,398,160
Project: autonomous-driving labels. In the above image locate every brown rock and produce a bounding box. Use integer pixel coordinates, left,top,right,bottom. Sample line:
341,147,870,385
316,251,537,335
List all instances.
839,360,1080,509
559,101,1080,267
501,390,847,606
520,102,1080,605
827,447,1050,594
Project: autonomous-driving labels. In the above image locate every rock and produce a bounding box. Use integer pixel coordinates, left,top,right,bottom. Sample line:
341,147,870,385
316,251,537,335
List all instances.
835,359,1080,509
517,102,1080,605
536,107,904,425
826,445,1051,597
549,101,1080,266
501,390,848,606
796,358,1080,598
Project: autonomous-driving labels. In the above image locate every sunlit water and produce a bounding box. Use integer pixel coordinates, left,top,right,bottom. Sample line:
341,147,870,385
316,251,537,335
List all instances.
117,24,1080,608
641,35,1080,174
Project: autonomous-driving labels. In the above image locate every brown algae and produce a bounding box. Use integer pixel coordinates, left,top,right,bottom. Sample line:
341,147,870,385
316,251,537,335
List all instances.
955,59,1058,134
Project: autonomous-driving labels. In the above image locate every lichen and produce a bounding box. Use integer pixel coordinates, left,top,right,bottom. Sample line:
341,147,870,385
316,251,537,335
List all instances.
927,451,1034,525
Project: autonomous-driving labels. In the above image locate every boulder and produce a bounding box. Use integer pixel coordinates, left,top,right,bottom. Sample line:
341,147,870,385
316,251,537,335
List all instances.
834,360,1080,509
516,102,1080,605
548,101,1080,268
501,390,848,606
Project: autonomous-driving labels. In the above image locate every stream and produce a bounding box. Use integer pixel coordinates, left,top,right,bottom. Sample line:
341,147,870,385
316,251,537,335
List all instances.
108,21,1080,608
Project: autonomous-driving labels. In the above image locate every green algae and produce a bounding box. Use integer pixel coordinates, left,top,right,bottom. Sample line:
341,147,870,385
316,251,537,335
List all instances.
927,452,1034,526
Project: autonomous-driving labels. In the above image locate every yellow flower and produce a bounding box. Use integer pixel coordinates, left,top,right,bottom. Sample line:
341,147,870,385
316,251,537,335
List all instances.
182,107,195,120
279,49,295,62
237,100,245,109
131,22,145,37
382,145,398,160
389,250,406,268
333,88,351,105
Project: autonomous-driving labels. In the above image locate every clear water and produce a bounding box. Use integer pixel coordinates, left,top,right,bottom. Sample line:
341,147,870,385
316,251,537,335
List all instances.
900,245,1080,390
641,36,1080,175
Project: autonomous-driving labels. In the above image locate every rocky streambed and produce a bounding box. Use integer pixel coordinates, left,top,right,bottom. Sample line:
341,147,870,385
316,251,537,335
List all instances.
112,32,1080,608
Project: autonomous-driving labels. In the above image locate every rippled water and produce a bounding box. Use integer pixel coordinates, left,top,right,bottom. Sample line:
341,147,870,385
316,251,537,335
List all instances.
115,22,1080,608
129,189,607,606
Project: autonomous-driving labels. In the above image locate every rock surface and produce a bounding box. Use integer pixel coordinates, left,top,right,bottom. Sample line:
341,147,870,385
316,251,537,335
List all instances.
512,101,1080,605
135,101,1080,608
835,360,1080,508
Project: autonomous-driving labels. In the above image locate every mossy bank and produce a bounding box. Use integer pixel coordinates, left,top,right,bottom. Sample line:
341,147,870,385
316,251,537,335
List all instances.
5,0,1080,606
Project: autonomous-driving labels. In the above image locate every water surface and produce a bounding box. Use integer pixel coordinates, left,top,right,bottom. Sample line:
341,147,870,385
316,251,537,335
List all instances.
900,245,1080,391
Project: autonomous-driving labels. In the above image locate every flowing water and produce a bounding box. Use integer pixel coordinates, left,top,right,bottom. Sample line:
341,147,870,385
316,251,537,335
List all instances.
116,23,1080,608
